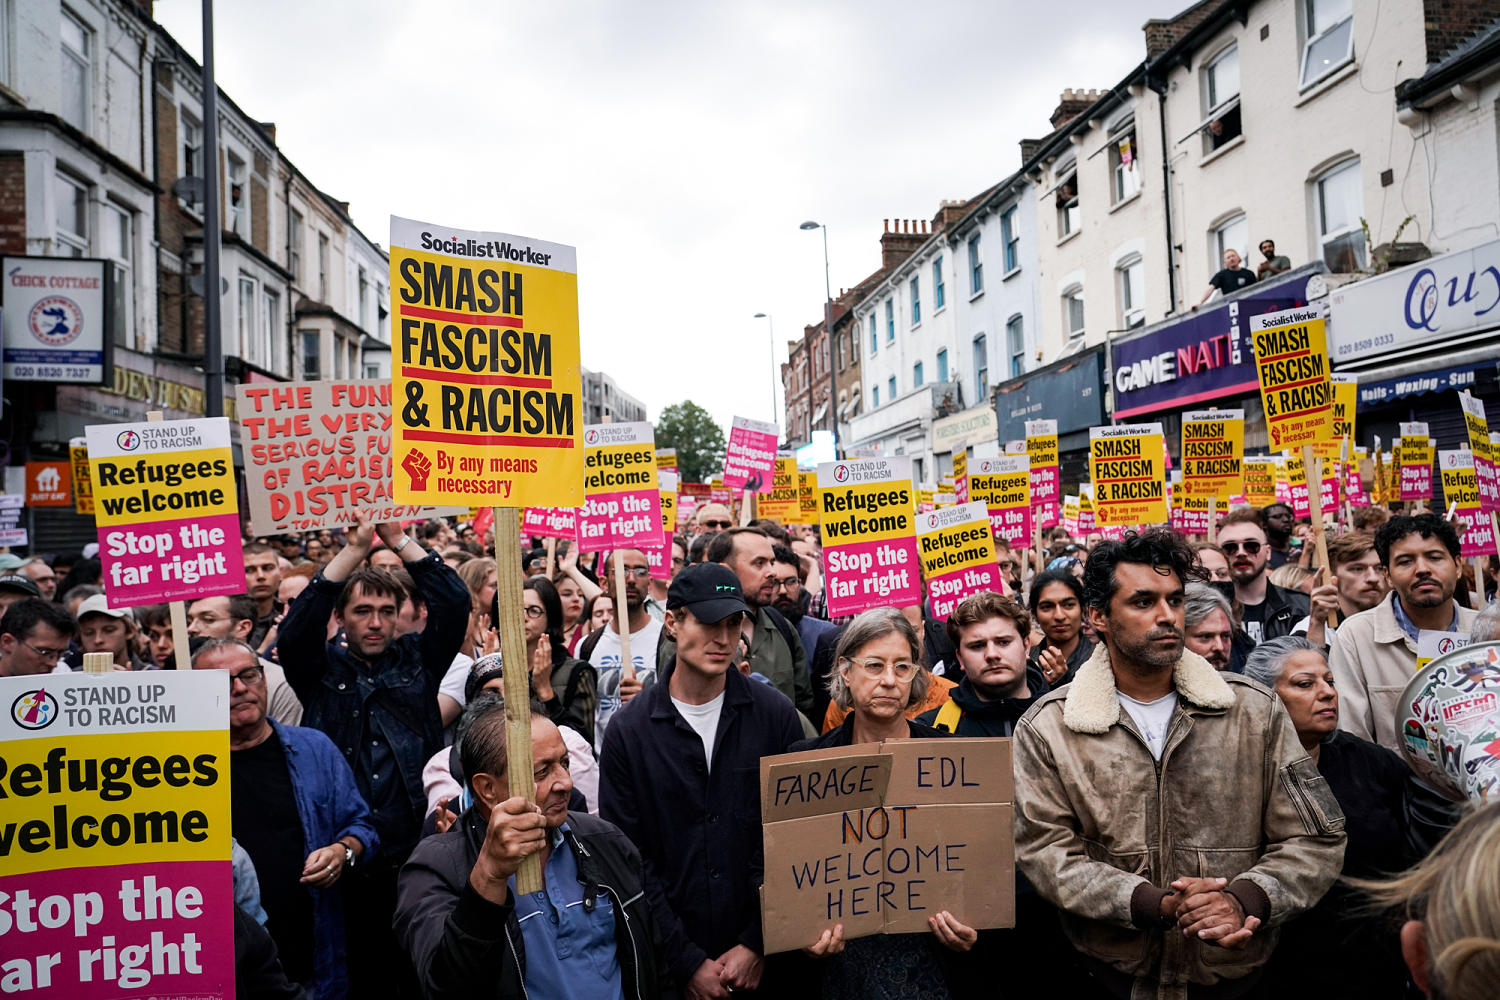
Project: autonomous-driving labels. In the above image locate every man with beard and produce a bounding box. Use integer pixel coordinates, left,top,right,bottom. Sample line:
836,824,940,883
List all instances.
917,590,1047,736
705,527,811,716
579,547,664,746
1013,528,1346,999
1331,514,1478,752
1261,503,1296,569
770,545,836,664
1182,582,1243,672
1217,508,1307,643
1293,532,1389,647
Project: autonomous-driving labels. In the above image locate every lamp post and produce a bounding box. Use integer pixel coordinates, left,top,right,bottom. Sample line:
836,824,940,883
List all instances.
799,221,841,459
753,312,778,428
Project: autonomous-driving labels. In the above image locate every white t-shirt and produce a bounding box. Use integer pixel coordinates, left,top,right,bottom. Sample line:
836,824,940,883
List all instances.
590,617,663,748
671,691,726,771
1118,691,1178,760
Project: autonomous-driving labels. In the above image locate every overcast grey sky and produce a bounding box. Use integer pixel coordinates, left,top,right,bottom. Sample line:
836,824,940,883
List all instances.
155,0,1168,433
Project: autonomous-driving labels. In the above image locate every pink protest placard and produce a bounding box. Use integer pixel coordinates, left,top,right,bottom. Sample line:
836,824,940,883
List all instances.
723,416,780,492
1440,450,1498,558
0,670,234,999
1400,423,1435,502
1026,419,1060,530
817,457,921,617
917,501,1005,619
85,417,246,606
968,454,1032,547
577,422,664,550
523,506,580,542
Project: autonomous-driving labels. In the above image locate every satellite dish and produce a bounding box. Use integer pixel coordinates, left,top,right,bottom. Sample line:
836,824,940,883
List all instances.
172,176,205,206
188,274,230,297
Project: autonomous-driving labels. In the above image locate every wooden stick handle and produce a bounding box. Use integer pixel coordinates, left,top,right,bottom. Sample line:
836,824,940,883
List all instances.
1302,446,1338,627
492,506,543,896
614,552,634,681
146,410,192,669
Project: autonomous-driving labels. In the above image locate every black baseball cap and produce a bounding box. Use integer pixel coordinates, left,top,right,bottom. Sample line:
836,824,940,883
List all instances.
667,563,750,624
0,574,41,598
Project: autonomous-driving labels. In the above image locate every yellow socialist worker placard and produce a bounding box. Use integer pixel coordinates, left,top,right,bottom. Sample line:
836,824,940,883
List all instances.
1089,423,1168,526
1180,409,1244,498
1249,306,1333,451
390,216,582,507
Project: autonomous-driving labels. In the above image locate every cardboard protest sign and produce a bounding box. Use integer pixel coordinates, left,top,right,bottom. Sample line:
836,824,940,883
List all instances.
85,418,245,605
724,416,779,492
1460,393,1498,513
1250,305,1334,451
1314,373,1358,460
816,458,920,617
237,380,465,534
952,450,968,504
760,738,1015,954
1243,457,1276,507
967,455,1032,547
0,670,233,998
389,215,582,507
24,460,71,507
70,437,93,515
917,502,1005,619
1180,410,1244,499
759,456,802,523
1089,423,1168,526
521,506,578,542
1399,422,1434,501
577,422,663,549
654,448,678,477
797,472,818,523
1025,420,1060,530
1440,450,1497,558
0,494,27,546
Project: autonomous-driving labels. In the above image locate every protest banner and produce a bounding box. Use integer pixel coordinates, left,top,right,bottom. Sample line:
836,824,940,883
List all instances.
1180,409,1244,499
952,449,968,504
1243,457,1276,507
1089,423,1168,527
759,738,1014,954
85,417,244,606
816,458,920,617
1460,392,1499,514
24,461,71,507
0,494,26,546
967,455,1032,549
655,448,678,477
1314,373,1358,460
658,470,679,535
1169,473,1211,534
759,456,802,523
0,669,232,998
1025,420,1059,530
724,416,779,493
1077,486,1096,535
710,477,732,507
1061,495,1081,535
521,506,578,543
1373,444,1390,506
1399,422,1435,502
916,502,1005,619
389,215,582,508
578,422,663,550
1348,448,1371,507
1439,450,1497,560
797,472,818,523
1279,455,1313,519
69,438,93,515
1250,305,1334,451
237,380,465,534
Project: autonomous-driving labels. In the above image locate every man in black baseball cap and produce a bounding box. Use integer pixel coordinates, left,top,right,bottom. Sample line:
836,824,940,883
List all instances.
0,574,41,616
599,562,803,998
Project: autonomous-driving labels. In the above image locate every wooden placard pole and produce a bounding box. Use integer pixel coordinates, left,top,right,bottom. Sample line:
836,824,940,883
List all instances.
543,536,556,580
81,651,113,674
1207,496,1217,544
740,488,755,526
1029,514,1042,604
614,550,633,682
491,505,543,895
1302,445,1338,627
146,410,192,669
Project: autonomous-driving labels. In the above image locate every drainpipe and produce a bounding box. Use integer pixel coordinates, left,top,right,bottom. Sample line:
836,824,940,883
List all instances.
1151,78,1178,311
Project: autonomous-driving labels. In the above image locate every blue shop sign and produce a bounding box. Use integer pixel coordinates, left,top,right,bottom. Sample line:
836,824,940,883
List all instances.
1355,361,1498,406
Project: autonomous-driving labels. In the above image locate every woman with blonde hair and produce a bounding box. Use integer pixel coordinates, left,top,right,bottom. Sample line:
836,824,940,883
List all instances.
1358,801,1500,999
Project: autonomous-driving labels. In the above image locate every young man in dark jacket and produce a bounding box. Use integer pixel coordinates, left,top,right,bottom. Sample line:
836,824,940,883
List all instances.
395,702,670,1000
600,563,804,998
917,591,1049,737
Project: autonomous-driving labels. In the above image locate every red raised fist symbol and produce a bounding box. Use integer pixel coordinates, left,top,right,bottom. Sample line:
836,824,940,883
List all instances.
402,450,432,491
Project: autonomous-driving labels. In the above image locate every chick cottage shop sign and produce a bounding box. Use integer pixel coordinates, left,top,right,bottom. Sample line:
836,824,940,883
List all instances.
2,255,113,384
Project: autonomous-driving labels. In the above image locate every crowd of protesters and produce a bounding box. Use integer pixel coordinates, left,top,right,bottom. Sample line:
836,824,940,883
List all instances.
5,496,1499,1000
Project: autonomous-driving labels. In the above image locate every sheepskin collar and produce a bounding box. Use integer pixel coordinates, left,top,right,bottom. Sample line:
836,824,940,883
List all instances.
1061,641,1235,735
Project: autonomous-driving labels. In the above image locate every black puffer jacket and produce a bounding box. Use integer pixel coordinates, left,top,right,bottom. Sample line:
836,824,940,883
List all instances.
394,807,672,1000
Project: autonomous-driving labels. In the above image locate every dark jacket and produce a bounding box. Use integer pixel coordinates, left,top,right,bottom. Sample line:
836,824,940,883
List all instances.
395,807,670,1000
268,720,380,1000
1258,582,1310,642
277,549,469,856
1027,636,1095,687
791,712,949,752
913,667,1051,738
235,905,311,1000
599,659,804,985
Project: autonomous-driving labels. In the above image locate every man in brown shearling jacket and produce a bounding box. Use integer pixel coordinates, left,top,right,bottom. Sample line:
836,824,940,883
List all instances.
1013,528,1347,1000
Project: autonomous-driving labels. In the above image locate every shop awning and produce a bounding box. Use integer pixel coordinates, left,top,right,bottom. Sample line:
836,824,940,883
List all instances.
1353,357,1499,407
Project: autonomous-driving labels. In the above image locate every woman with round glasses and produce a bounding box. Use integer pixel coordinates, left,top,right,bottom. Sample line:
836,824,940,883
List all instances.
792,607,977,999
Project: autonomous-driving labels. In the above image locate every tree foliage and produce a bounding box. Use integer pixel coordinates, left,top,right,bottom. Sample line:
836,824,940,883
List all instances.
655,401,726,484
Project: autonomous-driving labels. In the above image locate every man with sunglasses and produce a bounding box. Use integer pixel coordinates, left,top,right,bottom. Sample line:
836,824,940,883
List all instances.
194,637,377,999
1217,508,1308,644
600,563,803,1000
694,503,734,534
0,598,76,676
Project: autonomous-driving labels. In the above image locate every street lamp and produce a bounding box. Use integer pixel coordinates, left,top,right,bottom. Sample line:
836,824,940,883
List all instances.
753,312,777,428
799,220,841,459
